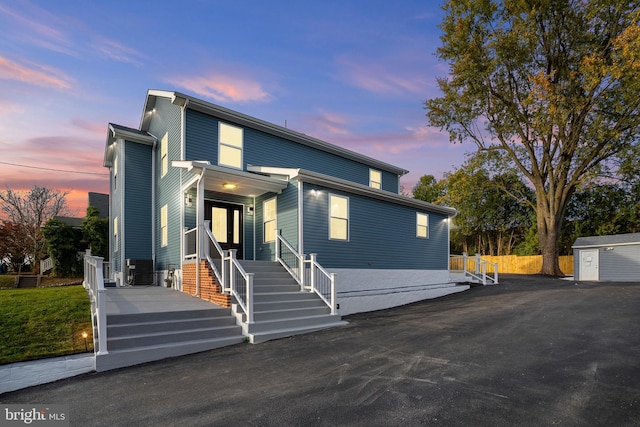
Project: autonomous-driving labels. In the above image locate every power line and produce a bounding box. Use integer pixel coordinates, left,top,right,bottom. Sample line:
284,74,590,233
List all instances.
0,161,108,176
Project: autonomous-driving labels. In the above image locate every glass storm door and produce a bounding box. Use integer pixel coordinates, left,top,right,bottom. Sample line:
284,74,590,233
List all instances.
205,201,243,258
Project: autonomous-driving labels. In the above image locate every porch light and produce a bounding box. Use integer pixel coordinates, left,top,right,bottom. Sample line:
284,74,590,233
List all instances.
185,194,193,207
223,183,237,190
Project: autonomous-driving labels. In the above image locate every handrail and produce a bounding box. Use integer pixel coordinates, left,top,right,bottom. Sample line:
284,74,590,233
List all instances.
203,221,225,287
183,227,198,259
275,230,304,287
450,253,498,285
82,252,108,355
305,254,337,314
225,249,254,324
40,257,53,274
275,230,336,314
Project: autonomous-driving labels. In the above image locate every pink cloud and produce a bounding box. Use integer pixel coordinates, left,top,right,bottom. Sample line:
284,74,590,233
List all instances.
71,119,108,136
92,37,143,65
170,72,270,103
0,56,73,90
308,111,351,136
0,3,76,56
336,56,433,96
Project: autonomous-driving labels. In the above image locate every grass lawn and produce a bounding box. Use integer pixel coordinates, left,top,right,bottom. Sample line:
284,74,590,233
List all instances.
0,285,94,365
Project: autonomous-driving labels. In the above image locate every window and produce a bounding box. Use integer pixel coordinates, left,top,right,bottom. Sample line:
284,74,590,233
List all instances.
329,194,349,240
263,198,276,243
369,169,381,189
218,122,243,169
113,217,119,251
161,205,168,247
417,213,429,238
160,132,168,177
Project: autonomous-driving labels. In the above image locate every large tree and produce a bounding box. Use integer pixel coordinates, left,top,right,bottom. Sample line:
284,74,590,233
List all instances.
426,0,640,275
0,186,69,273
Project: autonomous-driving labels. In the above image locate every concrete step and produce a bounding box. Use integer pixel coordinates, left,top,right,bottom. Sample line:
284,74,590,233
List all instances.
254,298,327,311
245,306,331,322
96,336,245,371
107,315,237,337
107,308,229,325
107,325,242,351
250,318,347,344
253,291,320,303
250,283,301,293
246,313,343,334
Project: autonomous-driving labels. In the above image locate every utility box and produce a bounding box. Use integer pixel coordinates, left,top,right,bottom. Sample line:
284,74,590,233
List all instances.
125,259,154,286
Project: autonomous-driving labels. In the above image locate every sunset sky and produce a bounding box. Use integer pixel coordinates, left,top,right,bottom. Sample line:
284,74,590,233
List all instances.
0,0,472,216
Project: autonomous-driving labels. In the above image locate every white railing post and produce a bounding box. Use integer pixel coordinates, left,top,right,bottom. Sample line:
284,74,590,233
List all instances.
275,230,281,263
246,273,254,324
330,273,336,315
475,253,481,275
494,263,499,284
310,253,317,293
300,253,306,288
228,249,236,294
482,262,487,285
463,252,468,274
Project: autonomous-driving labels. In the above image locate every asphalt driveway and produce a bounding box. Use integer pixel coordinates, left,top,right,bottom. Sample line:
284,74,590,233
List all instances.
2,275,639,426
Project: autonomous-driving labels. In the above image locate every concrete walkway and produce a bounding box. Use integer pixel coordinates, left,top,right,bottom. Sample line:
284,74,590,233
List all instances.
2,275,639,426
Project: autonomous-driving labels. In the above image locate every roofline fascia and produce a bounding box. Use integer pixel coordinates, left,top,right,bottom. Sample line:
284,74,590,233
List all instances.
143,90,409,176
572,241,640,249
290,168,456,216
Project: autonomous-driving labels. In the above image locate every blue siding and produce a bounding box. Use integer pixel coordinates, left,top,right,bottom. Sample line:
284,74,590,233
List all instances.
302,183,449,269
184,109,400,193
123,141,152,260
148,97,183,269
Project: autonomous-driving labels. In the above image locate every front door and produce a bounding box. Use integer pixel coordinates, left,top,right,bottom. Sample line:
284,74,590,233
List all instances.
205,201,243,259
579,249,599,281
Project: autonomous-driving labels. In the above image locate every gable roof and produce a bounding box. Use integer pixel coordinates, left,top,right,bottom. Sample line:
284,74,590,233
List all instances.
140,90,410,177
103,123,156,167
248,166,457,217
573,233,640,248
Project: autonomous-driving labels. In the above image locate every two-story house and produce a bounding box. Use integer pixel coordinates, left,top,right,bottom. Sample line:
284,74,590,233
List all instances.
103,89,465,343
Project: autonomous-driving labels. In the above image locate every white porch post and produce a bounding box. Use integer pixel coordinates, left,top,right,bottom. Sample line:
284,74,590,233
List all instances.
194,172,205,297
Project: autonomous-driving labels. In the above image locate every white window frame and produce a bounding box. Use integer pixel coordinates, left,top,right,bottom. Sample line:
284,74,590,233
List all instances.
160,132,168,178
417,212,429,238
263,197,277,243
218,122,243,169
160,205,168,247
329,194,349,241
369,169,382,189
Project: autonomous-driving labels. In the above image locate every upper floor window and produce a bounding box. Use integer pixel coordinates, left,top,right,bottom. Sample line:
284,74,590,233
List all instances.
160,205,168,247
160,132,168,177
369,169,381,189
113,217,119,251
263,198,277,243
417,213,429,238
329,194,349,241
218,122,243,169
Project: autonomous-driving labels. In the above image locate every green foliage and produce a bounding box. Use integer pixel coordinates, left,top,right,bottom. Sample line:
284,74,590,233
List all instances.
427,1,640,275
42,219,84,277
0,286,93,364
82,206,109,259
412,175,445,203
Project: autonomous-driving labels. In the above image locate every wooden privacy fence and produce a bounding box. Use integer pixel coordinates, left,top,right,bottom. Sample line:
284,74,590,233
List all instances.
458,255,574,275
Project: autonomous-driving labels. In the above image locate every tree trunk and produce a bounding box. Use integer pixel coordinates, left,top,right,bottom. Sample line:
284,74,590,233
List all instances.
537,205,564,276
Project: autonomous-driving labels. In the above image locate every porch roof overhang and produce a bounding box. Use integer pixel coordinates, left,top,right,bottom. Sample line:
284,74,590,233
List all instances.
173,161,289,197
247,166,458,217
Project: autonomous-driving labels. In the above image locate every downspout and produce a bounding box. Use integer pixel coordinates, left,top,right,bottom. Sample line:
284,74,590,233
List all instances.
149,135,157,285
298,178,304,256
120,140,126,287
179,101,188,290
252,196,256,260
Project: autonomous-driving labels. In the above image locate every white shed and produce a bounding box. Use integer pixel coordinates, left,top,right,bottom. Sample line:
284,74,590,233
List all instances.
572,233,640,282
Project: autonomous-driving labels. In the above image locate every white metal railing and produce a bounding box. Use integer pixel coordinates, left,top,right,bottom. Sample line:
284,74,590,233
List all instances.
102,260,112,281
275,230,304,287
83,252,108,355
276,230,336,314
184,227,197,259
450,253,499,285
305,254,337,314
40,257,53,274
203,221,224,285
224,249,254,324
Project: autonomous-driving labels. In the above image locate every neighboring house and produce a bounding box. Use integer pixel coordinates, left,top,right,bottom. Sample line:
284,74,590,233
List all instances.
572,233,640,282
103,89,463,318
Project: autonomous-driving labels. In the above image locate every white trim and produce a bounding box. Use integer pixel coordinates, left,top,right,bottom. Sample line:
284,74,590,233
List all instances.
298,179,304,256
416,212,429,239
120,140,125,285
329,193,349,241
247,165,456,217
218,121,244,170
369,168,382,189
572,241,640,249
